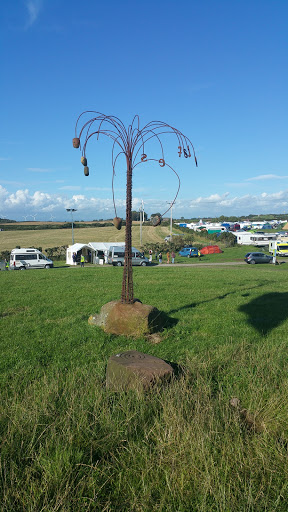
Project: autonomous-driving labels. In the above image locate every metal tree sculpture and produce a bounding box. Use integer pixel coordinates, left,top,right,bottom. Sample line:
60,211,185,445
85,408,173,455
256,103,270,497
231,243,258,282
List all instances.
73,112,197,304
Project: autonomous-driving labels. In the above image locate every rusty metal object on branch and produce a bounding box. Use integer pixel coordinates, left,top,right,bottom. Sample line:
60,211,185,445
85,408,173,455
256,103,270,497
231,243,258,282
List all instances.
113,216,122,230
152,215,162,227
81,156,87,166
84,166,89,176
73,137,80,148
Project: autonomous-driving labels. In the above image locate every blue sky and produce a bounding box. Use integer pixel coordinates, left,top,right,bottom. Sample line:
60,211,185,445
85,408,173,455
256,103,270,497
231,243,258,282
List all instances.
0,0,287,221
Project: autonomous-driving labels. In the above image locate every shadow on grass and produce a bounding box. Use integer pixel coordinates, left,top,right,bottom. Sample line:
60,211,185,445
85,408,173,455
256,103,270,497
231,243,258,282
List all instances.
239,292,288,335
167,282,268,315
163,359,185,378
152,309,178,332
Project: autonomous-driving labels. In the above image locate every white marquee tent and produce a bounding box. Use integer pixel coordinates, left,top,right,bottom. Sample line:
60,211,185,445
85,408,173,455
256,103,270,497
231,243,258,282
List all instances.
66,242,125,265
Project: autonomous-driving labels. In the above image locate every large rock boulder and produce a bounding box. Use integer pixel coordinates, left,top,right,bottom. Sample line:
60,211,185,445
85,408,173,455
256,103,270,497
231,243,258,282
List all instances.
106,350,174,391
88,300,166,336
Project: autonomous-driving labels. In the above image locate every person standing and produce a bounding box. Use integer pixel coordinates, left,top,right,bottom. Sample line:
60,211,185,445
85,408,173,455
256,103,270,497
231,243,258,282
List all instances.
5,258,9,270
72,252,77,265
171,251,175,264
80,254,85,267
149,249,153,263
158,252,162,264
166,251,170,264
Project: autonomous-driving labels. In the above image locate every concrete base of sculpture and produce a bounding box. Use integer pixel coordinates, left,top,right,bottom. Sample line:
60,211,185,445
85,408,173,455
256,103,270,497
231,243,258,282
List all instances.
106,350,174,391
88,300,166,336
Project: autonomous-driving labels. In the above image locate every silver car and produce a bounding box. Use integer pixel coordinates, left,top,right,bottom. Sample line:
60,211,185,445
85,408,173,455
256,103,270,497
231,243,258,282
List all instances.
108,246,149,266
244,252,273,264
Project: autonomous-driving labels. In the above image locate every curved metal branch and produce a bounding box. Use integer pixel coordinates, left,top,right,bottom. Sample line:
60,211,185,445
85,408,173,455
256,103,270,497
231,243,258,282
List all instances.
112,151,126,218
132,128,165,166
133,158,181,218
97,114,128,146
82,130,125,157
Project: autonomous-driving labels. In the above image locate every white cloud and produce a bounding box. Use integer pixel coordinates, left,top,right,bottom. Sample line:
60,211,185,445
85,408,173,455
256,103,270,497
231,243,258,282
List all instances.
0,181,26,187
0,185,9,201
59,186,82,191
27,167,52,173
84,187,114,192
191,193,229,205
25,0,43,28
246,174,288,181
31,191,53,207
1,187,288,221
5,189,30,206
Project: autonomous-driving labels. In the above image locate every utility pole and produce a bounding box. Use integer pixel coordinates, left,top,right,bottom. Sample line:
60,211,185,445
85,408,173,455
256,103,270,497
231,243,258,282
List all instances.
166,201,175,238
139,200,144,246
66,208,77,245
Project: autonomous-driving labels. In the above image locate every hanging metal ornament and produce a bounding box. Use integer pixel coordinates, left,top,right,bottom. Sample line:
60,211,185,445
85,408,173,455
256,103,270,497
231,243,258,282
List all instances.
81,156,87,166
84,166,89,176
152,215,162,227
113,216,122,230
73,137,80,148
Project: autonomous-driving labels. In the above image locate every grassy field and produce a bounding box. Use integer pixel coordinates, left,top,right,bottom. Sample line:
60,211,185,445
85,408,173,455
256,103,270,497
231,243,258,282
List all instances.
0,224,178,253
1,263,288,511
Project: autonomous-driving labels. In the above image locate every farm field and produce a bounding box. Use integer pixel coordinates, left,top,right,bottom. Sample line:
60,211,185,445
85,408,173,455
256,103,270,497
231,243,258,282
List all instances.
0,224,178,253
1,263,288,510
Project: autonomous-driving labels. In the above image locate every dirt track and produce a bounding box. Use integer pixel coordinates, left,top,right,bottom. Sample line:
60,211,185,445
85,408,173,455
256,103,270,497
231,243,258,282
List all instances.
154,261,246,267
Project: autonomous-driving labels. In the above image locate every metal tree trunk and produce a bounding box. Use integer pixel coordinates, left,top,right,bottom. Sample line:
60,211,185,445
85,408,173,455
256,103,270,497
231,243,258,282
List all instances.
121,151,134,303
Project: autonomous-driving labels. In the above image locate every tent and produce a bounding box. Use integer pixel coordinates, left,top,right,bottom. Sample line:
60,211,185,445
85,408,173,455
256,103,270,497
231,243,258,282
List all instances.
66,242,125,265
200,245,223,255
88,242,124,264
66,243,94,265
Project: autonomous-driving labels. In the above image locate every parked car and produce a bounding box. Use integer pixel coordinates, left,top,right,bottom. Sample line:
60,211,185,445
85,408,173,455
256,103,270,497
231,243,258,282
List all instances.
178,247,199,258
244,252,273,264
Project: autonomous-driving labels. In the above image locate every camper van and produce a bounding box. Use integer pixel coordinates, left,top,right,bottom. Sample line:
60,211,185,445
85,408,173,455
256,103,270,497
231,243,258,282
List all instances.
108,246,149,266
10,248,54,269
269,240,288,257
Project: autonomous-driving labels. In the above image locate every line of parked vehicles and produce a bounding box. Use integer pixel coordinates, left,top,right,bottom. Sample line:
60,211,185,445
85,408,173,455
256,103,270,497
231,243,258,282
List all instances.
3,245,281,271
6,245,199,270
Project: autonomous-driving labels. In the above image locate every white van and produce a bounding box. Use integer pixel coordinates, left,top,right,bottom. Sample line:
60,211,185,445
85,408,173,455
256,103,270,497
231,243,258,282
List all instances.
108,246,149,266
10,248,53,269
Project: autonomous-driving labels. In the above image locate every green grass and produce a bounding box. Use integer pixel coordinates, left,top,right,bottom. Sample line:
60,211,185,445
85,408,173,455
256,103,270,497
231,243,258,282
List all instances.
156,244,279,265
1,264,288,510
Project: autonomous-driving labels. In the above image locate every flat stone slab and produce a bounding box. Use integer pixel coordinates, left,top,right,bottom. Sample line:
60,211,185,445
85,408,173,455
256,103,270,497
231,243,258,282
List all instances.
106,350,174,391
88,300,166,336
